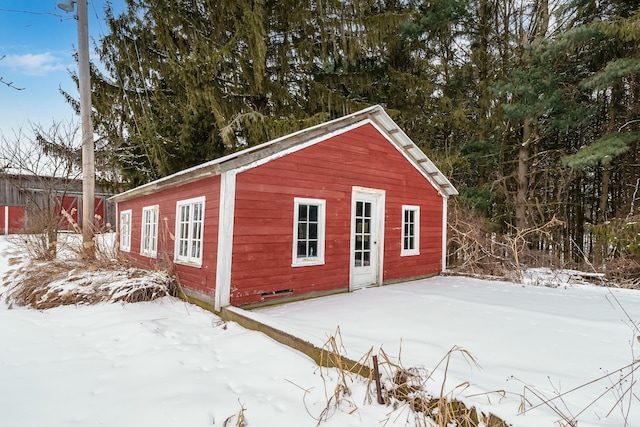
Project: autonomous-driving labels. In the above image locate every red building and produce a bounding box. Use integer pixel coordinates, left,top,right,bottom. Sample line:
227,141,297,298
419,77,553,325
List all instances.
0,174,115,235
111,106,458,310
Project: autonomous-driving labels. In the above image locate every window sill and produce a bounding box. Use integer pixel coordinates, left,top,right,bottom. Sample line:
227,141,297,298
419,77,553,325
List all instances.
140,252,157,259
174,259,203,269
292,258,325,267
400,251,420,257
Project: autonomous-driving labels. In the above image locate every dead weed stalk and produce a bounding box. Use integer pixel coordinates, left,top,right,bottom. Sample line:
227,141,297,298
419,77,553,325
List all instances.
223,400,247,427
378,345,508,427
310,327,373,424
309,329,508,427
512,333,639,425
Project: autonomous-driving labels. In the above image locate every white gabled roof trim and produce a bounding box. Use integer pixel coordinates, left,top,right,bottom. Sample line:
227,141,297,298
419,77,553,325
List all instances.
111,105,458,202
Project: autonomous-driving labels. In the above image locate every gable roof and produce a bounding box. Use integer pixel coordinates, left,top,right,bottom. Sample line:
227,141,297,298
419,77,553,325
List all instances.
111,105,458,202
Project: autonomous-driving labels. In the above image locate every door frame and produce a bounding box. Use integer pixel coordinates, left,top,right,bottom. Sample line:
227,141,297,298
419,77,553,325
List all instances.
349,186,385,291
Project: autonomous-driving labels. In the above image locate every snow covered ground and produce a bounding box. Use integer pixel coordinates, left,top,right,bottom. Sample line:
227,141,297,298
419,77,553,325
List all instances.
1,235,639,426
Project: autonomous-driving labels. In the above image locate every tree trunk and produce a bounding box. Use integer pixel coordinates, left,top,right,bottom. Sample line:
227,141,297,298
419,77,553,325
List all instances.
598,83,621,223
476,0,489,187
516,118,531,230
515,0,548,230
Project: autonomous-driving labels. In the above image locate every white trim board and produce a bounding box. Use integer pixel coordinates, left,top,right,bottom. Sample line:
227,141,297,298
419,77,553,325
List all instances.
215,170,237,311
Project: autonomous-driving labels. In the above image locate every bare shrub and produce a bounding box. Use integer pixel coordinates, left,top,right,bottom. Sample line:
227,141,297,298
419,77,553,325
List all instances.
447,202,509,277
603,257,640,289
448,201,566,282
589,215,640,264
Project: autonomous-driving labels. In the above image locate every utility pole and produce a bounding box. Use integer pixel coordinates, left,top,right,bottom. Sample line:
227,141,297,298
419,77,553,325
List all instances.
59,0,95,259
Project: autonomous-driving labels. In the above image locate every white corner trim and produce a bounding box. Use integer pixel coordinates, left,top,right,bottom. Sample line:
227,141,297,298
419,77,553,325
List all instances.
215,170,237,311
4,206,8,235
442,197,448,271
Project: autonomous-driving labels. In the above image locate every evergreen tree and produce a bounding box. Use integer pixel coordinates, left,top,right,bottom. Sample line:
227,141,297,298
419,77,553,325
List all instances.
89,0,417,186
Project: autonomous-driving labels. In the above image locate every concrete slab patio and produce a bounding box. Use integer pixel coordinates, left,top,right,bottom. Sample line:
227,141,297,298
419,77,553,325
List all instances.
222,275,640,427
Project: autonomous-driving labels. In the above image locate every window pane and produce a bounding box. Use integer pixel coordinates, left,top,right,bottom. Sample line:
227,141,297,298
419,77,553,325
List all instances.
309,241,317,257
309,223,318,239
298,205,308,221
297,241,307,258
298,223,307,239
356,235,362,250
356,218,363,233
364,202,371,217
363,251,370,266
309,205,318,222
192,221,201,240
363,236,370,250
356,201,363,217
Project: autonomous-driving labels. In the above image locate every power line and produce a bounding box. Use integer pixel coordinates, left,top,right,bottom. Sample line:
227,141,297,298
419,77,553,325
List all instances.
0,8,63,17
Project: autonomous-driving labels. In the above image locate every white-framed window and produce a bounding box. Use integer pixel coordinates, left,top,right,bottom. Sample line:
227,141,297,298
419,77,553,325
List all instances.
292,198,326,267
175,196,205,266
401,205,420,256
141,205,159,258
119,209,132,252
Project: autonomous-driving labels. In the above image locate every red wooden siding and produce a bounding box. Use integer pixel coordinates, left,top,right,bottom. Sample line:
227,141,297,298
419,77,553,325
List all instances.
56,196,79,230
117,177,220,296
230,123,443,305
54,196,107,230
0,206,26,234
94,197,105,229
9,206,25,233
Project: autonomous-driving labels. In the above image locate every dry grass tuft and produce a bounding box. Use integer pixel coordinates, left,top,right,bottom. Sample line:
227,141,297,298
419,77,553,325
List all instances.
378,345,509,427
223,400,247,427
1,231,180,309
2,256,179,309
310,327,373,424
309,328,509,427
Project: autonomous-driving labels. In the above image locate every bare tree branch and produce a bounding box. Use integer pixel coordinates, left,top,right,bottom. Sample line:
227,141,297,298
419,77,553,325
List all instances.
0,55,25,91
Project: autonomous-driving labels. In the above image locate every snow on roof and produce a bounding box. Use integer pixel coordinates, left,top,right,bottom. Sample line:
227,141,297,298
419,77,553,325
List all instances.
111,105,458,202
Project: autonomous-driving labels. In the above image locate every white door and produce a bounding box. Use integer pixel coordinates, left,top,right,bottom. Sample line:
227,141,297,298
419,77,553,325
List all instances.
350,188,385,290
